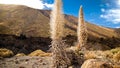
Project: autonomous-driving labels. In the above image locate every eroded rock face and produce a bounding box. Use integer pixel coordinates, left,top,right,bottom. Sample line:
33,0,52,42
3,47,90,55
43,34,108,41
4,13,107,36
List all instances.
81,59,113,68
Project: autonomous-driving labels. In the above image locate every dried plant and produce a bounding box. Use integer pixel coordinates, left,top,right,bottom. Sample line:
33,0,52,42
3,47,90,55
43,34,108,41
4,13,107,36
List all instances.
0,48,14,58
77,6,87,51
50,0,64,40
51,40,71,68
50,0,71,67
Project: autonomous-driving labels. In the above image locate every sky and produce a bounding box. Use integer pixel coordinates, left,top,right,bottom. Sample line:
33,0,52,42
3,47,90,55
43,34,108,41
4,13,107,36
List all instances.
0,0,120,28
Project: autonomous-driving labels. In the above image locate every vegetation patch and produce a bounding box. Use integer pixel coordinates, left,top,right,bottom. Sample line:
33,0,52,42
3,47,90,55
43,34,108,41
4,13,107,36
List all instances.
110,47,120,54
15,53,26,57
28,50,51,57
0,48,14,58
83,47,120,63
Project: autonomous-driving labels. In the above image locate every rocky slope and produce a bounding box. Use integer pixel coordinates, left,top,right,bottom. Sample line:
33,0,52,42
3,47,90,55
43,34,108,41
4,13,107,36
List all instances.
0,4,118,38
0,4,120,68
0,4,120,54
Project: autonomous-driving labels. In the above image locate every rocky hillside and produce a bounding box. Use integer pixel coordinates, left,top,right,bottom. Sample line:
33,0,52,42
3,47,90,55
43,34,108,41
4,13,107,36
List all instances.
0,4,120,54
0,4,118,38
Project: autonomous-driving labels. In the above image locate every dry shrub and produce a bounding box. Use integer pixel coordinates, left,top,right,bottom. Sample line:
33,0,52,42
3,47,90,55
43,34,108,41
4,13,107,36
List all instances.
83,48,120,63
0,48,13,58
28,50,51,57
51,40,71,68
110,47,120,54
50,0,71,67
103,51,113,59
84,51,97,60
66,46,78,52
84,51,109,60
15,53,26,57
113,65,120,68
113,51,120,62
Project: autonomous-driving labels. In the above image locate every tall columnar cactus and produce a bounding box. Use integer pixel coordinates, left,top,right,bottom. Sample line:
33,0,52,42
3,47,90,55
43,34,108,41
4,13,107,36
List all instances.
77,6,87,50
50,0,71,68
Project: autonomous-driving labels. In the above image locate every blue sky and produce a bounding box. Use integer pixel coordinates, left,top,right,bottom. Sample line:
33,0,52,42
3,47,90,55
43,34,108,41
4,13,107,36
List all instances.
0,0,120,28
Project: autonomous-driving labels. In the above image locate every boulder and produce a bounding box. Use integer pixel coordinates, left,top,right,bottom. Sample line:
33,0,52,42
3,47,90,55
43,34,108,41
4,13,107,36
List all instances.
81,59,113,68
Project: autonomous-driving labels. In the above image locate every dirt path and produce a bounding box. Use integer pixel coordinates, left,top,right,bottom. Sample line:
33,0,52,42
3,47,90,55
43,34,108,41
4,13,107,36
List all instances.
0,56,52,68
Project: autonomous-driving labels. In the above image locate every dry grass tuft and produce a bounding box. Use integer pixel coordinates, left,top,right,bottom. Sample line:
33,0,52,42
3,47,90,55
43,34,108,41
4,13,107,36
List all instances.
110,47,120,54
28,50,51,57
15,53,26,57
82,47,120,63
84,51,98,60
113,51,120,62
0,48,13,58
103,51,113,59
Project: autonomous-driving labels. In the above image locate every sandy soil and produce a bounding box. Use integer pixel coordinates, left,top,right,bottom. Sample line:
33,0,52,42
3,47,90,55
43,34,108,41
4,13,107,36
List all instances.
0,56,52,68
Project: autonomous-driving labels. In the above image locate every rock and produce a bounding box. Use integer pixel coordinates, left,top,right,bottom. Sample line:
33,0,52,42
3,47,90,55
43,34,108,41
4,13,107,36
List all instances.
81,59,113,68
68,66,73,68
15,60,19,64
113,65,120,68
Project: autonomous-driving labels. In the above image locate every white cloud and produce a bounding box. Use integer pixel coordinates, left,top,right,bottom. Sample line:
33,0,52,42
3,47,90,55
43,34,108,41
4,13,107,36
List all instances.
0,0,53,9
100,0,120,24
115,26,120,28
117,0,120,5
100,9,120,24
101,8,105,12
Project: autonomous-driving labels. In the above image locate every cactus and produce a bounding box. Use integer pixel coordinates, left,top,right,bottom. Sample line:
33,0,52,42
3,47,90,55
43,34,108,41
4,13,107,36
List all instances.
77,6,87,51
50,0,71,68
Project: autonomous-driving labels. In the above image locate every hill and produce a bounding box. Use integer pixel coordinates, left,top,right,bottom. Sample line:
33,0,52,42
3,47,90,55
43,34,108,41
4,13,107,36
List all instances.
0,4,120,54
0,4,118,38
